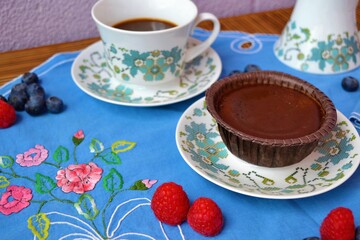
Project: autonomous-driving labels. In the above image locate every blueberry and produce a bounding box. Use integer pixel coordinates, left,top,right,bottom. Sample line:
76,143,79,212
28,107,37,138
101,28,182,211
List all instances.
46,96,64,113
228,70,242,76
8,91,28,111
342,76,359,92
22,72,39,85
355,226,360,240
11,83,28,95
303,237,320,240
25,95,46,115
0,95,7,102
244,64,261,72
26,83,45,98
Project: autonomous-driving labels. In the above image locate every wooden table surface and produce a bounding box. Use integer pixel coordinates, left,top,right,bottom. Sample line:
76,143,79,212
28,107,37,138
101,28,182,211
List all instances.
1,7,360,86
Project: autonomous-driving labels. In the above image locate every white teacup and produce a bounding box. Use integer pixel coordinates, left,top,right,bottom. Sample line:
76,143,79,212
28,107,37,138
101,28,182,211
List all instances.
91,0,220,85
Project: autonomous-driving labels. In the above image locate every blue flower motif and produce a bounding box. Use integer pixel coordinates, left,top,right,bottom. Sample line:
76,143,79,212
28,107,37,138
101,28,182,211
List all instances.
110,44,117,54
88,82,110,95
316,137,354,165
162,47,182,73
193,108,203,117
290,21,296,30
187,141,229,172
108,85,133,100
344,35,359,63
309,40,335,70
330,47,350,72
197,142,228,166
185,55,203,69
185,122,218,145
188,147,219,173
143,58,166,81
122,50,150,77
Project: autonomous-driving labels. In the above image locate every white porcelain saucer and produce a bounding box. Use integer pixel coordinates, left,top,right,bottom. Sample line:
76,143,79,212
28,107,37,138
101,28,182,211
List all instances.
176,97,360,199
71,39,221,107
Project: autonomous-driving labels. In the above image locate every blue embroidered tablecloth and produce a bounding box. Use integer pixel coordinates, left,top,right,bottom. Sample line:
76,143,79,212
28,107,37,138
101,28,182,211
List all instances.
1,29,360,240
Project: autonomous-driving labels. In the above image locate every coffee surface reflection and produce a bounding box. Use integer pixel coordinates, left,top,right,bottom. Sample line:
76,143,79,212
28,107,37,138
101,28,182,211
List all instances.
112,18,177,31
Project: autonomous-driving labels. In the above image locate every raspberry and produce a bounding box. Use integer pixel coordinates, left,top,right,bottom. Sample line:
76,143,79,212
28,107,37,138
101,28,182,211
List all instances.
151,182,190,225
0,100,16,128
187,197,224,237
320,207,355,240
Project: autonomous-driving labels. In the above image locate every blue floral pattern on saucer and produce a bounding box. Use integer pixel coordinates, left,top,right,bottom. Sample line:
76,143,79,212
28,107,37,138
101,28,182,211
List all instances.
71,39,221,107
176,98,360,199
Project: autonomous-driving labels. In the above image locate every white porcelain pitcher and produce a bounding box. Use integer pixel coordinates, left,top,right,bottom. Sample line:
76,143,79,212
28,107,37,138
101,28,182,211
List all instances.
274,0,360,74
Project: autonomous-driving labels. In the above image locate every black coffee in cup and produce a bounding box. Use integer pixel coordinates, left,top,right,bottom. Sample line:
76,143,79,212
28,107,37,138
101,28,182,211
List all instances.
112,18,177,31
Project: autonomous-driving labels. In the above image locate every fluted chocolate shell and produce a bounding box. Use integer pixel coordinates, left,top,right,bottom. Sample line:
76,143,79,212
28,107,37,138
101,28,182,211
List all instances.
205,71,337,167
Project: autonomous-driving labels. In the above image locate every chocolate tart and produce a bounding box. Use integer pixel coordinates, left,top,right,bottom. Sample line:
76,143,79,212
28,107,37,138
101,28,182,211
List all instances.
205,71,337,167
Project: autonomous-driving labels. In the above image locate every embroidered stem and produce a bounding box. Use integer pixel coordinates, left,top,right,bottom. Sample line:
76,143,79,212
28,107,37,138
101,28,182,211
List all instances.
89,147,112,162
49,191,75,205
0,169,36,183
101,189,129,234
90,220,106,239
73,146,78,164
32,199,57,214
43,161,60,168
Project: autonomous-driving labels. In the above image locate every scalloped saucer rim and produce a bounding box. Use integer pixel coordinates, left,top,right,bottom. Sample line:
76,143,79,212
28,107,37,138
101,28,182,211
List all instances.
175,97,360,199
71,39,222,107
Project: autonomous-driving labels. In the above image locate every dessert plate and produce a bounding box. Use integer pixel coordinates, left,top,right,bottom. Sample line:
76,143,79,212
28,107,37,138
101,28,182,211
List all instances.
71,39,222,107
175,97,360,199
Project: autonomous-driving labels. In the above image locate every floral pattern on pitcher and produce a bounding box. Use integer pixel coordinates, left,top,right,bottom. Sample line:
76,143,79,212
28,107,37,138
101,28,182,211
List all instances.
275,21,360,73
0,130,186,240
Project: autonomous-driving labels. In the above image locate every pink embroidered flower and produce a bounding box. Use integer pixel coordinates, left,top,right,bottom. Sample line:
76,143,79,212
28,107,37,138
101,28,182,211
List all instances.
16,144,48,167
0,185,32,215
129,179,157,190
56,162,103,194
72,130,85,146
74,130,84,139
142,179,158,189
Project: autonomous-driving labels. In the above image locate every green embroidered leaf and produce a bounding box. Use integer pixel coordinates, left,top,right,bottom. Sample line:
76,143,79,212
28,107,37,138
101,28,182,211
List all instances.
129,180,147,190
27,213,50,240
72,137,84,146
103,168,124,192
0,155,14,168
35,173,56,194
0,176,10,188
89,138,104,154
99,151,121,165
52,145,69,164
111,140,136,153
74,194,99,220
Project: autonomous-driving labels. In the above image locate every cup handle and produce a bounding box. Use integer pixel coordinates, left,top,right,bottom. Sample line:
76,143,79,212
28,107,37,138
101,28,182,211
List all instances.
183,12,220,62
